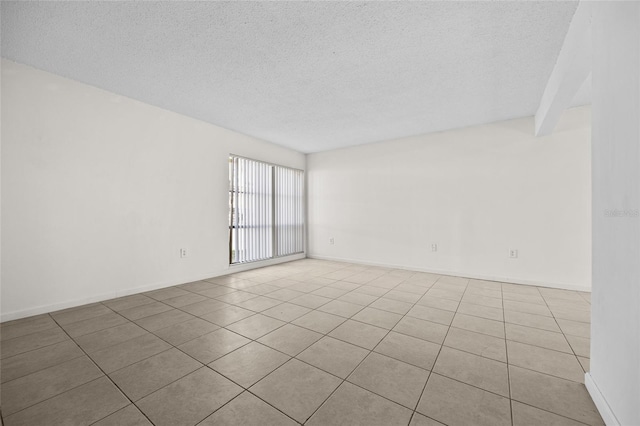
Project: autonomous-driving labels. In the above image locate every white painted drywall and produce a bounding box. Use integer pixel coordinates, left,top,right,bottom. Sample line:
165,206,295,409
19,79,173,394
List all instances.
588,3,640,425
1,60,305,321
307,106,591,290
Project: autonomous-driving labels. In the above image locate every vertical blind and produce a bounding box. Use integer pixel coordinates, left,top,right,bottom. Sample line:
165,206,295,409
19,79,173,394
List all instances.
275,166,305,257
229,155,304,264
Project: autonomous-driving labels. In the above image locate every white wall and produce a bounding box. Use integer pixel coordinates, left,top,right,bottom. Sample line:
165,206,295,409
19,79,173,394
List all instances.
307,106,591,290
1,60,305,321
587,3,640,426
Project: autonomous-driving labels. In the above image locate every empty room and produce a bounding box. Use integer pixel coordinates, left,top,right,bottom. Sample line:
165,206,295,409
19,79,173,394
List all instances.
1,1,638,426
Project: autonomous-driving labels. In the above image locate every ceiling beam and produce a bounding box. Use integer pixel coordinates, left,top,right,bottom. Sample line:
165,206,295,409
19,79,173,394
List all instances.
535,2,592,137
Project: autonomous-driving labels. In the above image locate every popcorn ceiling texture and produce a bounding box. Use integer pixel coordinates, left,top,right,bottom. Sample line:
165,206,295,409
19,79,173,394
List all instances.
1,1,585,153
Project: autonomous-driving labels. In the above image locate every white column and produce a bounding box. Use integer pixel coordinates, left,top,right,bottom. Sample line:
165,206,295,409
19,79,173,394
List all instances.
588,2,640,426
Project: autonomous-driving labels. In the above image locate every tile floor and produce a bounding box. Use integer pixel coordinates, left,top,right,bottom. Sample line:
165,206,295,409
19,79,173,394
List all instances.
0,259,603,425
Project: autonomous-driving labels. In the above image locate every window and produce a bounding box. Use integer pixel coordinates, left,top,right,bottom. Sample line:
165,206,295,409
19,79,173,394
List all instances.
228,155,304,264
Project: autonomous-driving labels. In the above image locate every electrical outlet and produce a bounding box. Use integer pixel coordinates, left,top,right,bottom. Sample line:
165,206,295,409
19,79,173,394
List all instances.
180,248,188,258
431,243,438,252
509,249,518,259
329,238,335,245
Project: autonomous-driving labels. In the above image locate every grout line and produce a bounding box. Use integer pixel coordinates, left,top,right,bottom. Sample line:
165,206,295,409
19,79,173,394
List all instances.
0,322,63,345
409,275,469,423
502,279,515,426
510,399,594,426
234,271,436,423
4,376,119,424
86,405,137,426
537,287,588,373
21,315,156,426
0,343,86,386
69,305,276,425
194,273,387,424
206,387,301,425
2,260,595,426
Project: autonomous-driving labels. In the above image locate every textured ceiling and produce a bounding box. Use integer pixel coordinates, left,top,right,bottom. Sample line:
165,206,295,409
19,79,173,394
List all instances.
1,1,587,153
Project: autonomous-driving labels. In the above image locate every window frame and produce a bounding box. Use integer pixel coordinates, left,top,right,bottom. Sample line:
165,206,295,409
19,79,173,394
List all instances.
228,154,305,265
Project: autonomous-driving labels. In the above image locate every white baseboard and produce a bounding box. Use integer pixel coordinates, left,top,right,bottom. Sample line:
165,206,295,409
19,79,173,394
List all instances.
585,373,621,426
0,253,305,323
2,251,586,322
307,254,591,292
